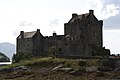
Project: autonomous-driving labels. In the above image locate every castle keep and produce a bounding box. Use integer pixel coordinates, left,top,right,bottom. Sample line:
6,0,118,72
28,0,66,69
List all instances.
17,10,104,57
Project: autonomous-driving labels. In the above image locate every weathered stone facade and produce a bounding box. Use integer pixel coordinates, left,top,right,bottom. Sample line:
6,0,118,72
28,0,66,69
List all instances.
17,10,103,57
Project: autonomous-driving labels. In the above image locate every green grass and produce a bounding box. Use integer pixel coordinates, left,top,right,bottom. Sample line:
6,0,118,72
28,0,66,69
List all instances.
0,57,117,80
0,57,102,70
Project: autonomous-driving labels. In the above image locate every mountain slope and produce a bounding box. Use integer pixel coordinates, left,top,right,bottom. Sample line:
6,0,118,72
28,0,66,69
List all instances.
0,42,15,59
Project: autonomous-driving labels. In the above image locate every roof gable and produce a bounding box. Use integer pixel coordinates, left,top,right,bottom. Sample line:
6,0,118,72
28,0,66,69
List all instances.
17,31,36,39
68,10,98,23
24,31,36,38
68,13,89,23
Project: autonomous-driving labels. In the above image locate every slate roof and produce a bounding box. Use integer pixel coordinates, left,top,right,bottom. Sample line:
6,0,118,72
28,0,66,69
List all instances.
68,13,89,23
18,31,36,39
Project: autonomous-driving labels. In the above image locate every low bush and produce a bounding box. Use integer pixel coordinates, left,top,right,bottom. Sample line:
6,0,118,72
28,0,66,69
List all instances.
78,60,87,66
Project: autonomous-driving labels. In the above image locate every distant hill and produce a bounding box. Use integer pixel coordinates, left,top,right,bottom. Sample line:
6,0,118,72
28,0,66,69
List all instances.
0,42,15,60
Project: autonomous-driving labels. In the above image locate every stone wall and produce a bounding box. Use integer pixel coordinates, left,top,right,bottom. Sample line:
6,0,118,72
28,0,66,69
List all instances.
33,31,43,56
64,13,103,57
17,38,33,54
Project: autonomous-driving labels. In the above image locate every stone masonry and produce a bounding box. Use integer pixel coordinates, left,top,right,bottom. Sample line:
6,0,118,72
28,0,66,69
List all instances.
17,10,103,57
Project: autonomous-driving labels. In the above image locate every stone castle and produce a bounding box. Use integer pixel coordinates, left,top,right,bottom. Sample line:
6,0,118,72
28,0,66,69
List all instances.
17,10,104,57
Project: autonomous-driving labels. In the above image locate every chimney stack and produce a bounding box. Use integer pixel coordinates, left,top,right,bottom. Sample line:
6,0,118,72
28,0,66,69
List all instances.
37,29,40,34
99,20,103,27
53,31,57,37
37,29,40,32
72,13,78,18
89,10,94,14
20,31,24,38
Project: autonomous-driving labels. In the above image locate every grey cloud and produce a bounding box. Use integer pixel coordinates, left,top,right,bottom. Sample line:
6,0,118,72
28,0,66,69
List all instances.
101,0,120,30
19,20,32,27
49,19,59,27
104,0,120,5
13,30,19,36
102,4,120,19
104,13,120,30
88,0,120,19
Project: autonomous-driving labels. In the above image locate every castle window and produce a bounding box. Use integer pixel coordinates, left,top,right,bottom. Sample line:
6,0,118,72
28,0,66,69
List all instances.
80,35,83,39
58,48,63,54
64,43,68,45
23,44,25,47
79,28,83,35
58,48,62,52
74,35,78,40
27,43,29,47
77,37,79,40
93,32,97,38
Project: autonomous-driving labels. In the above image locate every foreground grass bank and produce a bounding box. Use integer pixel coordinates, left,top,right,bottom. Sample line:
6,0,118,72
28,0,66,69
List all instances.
0,57,119,80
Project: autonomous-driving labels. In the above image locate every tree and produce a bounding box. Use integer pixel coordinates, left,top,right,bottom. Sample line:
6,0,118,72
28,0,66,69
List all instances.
0,52,10,62
48,46,58,56
12,53,19,63
92,45,110,57
12,52,32,63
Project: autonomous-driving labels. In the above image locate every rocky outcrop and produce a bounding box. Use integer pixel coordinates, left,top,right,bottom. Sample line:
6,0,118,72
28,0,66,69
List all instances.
0,66,29,73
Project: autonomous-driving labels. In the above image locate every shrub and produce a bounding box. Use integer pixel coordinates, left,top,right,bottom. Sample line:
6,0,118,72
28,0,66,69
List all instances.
48,46,58,55
92,45,110,56
12,52,32,63
87,59,101,66
78,60,87,66
100,59,110,67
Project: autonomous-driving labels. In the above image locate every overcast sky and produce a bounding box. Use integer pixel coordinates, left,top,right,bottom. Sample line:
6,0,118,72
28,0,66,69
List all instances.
0,0,120,54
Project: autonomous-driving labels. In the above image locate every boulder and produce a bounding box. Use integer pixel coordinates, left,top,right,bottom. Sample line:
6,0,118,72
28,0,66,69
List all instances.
14,66,29,71
114,68,120,71
86,66,99,72
52,65,63,71
59,67,74,72
52,65,74,72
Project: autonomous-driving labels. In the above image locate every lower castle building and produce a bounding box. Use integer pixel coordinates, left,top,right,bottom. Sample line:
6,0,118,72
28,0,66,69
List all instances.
17,10,106,57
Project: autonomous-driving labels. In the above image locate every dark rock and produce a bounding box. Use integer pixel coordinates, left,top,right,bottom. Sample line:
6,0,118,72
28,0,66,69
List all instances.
86,66,99,72
114,68,120,71
0,68,13,73
98,66,112,72
69,70,84,76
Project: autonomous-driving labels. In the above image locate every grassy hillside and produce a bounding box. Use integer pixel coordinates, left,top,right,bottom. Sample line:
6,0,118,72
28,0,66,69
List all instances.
1,57,101,69
0,57,119,80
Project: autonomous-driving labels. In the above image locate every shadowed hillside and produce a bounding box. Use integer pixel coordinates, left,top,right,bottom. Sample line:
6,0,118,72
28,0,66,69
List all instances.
0,42,15,59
